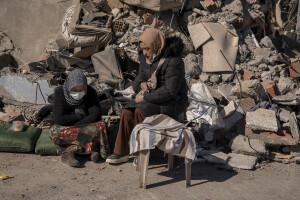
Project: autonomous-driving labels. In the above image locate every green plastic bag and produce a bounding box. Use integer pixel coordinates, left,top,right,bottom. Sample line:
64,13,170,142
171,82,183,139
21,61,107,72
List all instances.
35,129,59,156
0,123,41,153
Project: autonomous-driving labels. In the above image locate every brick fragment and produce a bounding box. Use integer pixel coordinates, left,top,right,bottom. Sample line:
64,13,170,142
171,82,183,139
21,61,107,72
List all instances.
289,62,300,78
262,82,279,98
243,69,255,80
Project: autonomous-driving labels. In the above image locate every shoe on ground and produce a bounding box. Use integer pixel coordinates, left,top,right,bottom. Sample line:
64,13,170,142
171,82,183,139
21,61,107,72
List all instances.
106,153,129,164
133,156,138,167
90,152,99,163
61,151,80,167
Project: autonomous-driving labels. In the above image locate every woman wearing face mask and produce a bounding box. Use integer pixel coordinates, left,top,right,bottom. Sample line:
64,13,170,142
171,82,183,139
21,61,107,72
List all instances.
106,28,188,164
50,69,110,167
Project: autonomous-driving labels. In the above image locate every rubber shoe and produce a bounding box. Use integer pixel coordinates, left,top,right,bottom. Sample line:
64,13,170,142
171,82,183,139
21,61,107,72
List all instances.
106,153,129,164
61,151,80,167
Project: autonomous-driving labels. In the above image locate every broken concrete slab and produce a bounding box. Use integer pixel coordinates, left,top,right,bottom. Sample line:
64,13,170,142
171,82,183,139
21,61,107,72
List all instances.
289,112,300,141
230,80,268,102
255,47,271,57
228,153,258,170
0,75,53,104
229,135,267,156
272,93,300,105
279,108,291,123
245,128,298,146
289,62,300,78
246,108,278,132
200,150,230,164
0,32,14,52
277,77,295,95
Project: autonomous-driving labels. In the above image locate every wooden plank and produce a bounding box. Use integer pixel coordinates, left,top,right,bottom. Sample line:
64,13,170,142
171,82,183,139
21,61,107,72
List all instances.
139,150,150,189
167,154,174,171
185,159,192,187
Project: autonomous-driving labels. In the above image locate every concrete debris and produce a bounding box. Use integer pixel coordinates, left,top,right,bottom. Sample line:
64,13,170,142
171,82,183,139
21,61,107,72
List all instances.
0,0,299,172
277,77,296,95
246,108,278,132
230,80,268,102
272,93,300,105
227,153,258,170
229,135,267,156
245,128,298,146
288,112,300,141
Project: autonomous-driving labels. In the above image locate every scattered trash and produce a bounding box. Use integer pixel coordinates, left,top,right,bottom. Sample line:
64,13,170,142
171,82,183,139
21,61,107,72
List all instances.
0,173,14,180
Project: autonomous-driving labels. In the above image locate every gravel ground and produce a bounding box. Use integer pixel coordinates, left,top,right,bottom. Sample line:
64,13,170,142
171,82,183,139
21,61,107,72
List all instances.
1,152,300,200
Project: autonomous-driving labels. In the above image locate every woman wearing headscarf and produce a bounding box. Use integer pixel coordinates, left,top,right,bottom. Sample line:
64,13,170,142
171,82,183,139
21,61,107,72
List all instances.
50,69,110,167
106,28,188,164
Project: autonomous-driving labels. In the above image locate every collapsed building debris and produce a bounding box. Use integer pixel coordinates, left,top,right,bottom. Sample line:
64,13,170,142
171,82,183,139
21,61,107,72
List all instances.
0,0,299,171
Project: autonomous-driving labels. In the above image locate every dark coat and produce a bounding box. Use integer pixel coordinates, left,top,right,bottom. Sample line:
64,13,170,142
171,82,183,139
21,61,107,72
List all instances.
126,36,188,119
53,85,101,126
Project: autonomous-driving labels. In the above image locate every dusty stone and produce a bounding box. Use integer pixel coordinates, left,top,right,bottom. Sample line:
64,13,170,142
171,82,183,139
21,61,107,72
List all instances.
260,36,275,50
277,77,295,95
261,71,272,82
279,109,291,122
210,74,221,84
258,63,268,71
222,0,243,15
199,73,210,83
222,73,234,82
183,53,202,79
230,80,268,102
255,47,271,57
246,108,278,132
289,112,300,141
229,135,267,156
228,153,258,170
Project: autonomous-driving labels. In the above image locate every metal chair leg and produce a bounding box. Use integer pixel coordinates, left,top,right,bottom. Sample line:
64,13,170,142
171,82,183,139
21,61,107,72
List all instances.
168,154,174,171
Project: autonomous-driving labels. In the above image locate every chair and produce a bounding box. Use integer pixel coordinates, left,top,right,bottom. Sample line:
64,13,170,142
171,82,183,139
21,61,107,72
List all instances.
135,150,192,189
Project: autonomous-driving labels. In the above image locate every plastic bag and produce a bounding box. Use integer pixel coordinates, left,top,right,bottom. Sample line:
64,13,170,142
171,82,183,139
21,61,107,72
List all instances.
186,82,225,141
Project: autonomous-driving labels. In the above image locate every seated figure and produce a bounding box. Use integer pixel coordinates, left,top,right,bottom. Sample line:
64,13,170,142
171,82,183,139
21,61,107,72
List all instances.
106,28,188,164
50,69,109,167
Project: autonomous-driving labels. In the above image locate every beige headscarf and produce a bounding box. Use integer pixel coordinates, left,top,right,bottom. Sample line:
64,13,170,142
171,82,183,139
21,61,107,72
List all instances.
139,28,165,55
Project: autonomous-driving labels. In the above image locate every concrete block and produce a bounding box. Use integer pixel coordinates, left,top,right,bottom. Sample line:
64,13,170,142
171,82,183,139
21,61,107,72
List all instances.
230,80,268,102
289,112,300,141
246,108,278,132
245,128,298,146
279,108,291,122
228,153,258,170
277,77,295,95
229,135,267,156
272,93,300,105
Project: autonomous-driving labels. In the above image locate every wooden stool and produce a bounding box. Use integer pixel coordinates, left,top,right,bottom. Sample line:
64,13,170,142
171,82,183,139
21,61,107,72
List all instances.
136,150,192,189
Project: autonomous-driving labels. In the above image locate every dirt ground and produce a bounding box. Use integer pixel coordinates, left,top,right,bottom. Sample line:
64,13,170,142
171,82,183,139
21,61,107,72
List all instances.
0,152,300,200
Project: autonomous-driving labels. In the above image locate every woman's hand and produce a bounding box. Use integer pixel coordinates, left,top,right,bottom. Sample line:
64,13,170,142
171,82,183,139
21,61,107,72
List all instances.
135,94,144,103
140,82,148,90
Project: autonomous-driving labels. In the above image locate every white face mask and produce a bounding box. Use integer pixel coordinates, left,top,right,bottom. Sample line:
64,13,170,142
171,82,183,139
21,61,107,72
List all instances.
70,91,86,100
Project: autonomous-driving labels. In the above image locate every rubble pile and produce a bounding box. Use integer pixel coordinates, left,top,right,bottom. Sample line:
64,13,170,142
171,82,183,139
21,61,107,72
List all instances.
0,0,300,170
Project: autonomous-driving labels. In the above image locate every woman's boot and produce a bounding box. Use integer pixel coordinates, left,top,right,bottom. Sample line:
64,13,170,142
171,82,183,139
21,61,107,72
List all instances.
61,151,80,167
